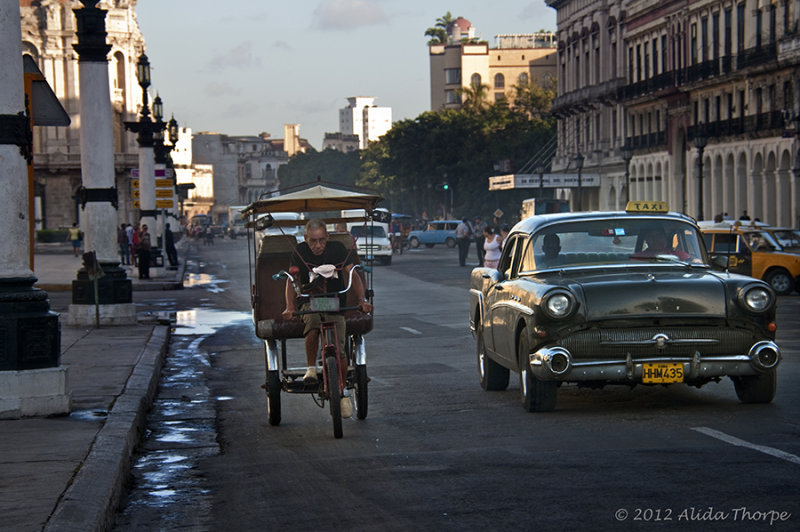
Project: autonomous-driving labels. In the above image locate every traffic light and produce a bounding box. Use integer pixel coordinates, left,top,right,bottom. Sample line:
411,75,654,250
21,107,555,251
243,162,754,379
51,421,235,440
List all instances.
442,183,449,190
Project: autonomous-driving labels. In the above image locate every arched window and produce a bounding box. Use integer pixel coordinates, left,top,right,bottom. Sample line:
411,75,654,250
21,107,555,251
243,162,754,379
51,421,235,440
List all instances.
470,73,482,87
494,73,505,89
518,72,529,86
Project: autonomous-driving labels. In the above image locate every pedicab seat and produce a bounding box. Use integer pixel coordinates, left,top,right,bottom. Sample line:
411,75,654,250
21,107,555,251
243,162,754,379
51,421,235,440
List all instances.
254,233,373,340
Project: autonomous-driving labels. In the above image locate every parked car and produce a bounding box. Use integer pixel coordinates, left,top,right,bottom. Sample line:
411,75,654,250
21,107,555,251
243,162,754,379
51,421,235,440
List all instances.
408,220,460,248
469,202,781,412
699,221,800,295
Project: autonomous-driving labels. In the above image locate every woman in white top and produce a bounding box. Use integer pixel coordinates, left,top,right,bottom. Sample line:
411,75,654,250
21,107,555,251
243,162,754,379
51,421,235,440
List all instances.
483,226,502,268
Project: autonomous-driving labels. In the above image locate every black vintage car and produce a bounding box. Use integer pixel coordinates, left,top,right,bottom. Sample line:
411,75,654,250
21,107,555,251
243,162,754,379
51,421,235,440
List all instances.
469,202,781,412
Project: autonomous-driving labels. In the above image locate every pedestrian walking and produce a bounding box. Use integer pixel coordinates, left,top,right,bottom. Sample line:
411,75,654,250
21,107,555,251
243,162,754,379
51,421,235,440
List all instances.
483,226,501,269
473,216,487,266
164,223,179,266
118,224,130,265
137,224,151,279
67,223,82,257
456,217,472,266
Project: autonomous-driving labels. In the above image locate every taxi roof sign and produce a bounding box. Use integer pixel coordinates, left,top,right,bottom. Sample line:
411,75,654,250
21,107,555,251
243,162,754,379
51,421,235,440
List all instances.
625,201,669,213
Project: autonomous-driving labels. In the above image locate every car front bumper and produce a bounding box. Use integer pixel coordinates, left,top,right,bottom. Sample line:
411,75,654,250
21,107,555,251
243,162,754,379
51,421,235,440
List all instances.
529,340,781,382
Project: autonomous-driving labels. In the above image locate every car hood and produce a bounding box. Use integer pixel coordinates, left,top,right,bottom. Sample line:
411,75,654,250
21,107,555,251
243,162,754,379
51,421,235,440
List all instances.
546,268,727,320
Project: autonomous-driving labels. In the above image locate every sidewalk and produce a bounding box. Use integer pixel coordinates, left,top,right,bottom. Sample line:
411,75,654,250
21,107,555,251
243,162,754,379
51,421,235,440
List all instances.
0,244,184,531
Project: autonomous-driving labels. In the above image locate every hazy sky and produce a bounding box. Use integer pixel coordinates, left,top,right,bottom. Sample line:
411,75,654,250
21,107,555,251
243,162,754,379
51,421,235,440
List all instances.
135,0,556,149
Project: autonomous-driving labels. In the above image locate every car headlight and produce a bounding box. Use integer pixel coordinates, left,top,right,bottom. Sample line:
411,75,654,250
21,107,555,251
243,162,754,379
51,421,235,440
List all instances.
542,290,575,319
740,285,772,313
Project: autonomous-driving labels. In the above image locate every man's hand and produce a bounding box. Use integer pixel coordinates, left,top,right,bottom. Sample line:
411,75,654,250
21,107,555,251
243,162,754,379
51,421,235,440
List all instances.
358,300,373,314
281,307,295,320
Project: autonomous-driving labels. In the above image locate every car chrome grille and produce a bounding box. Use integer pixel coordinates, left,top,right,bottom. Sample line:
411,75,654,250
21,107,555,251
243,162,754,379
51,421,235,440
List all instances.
558,327,756,358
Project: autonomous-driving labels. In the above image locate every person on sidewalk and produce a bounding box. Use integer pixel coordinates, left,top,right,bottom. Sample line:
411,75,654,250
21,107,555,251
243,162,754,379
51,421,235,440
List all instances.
131,223,140,267
164,223,179,266
136,224,152,279
455,218,472,266
67,223,82,257
482,226,501,269
118,224,130,265
473,216,487,266
281,219,372,418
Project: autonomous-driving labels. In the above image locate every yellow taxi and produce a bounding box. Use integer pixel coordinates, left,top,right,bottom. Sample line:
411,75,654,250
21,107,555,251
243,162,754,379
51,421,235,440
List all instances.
699,221,800,295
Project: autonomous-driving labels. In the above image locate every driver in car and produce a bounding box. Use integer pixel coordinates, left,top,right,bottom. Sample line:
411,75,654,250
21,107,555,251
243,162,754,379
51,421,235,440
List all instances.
635,227,690,260
282,219,372,416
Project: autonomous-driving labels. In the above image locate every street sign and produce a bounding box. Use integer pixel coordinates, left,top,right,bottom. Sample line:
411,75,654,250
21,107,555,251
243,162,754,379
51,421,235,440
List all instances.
133,200,140,209
155,189,174,198
131,168,174,178
132,179,139,188
155,178,172,187
156,199,174,208
489,173,601,191
132,189,140,199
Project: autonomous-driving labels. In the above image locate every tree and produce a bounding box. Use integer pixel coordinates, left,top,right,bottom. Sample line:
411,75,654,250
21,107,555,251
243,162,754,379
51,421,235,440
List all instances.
512,79,556,119
455,82,491,114
424,11,457,45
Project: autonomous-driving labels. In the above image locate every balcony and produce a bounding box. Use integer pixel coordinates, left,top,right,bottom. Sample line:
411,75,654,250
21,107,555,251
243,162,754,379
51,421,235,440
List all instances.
736,43,777,69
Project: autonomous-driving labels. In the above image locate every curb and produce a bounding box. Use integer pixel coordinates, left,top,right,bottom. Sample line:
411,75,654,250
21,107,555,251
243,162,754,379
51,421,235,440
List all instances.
43,324,171,532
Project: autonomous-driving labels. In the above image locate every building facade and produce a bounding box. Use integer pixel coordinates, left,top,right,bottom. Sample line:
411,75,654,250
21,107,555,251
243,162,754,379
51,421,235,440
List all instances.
549,0,800,227
20,0,145,230
429,21,558,111
338,96,392,150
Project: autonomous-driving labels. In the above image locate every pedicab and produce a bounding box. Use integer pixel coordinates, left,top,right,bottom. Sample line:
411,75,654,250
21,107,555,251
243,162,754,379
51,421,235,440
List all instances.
242,181,386,438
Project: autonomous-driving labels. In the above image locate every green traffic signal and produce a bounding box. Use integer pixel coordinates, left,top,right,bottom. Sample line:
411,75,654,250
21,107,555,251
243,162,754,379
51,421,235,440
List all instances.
443,183,449,190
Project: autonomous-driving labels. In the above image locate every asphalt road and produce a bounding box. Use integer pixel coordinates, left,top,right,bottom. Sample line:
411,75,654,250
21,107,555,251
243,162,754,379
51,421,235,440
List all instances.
107,238,799,531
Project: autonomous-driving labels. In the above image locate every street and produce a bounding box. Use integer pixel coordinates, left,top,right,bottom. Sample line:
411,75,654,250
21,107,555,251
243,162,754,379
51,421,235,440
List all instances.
65,237,800,531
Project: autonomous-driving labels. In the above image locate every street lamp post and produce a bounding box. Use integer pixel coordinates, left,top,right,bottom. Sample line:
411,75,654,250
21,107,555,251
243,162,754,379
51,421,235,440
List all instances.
124,54,164,234
694,131,708,221
535,165,545,214
574,153,585,211
621,143,633,204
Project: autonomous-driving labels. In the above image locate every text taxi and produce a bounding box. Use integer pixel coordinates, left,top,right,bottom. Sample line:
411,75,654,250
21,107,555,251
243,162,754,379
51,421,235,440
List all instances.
469,202,781,412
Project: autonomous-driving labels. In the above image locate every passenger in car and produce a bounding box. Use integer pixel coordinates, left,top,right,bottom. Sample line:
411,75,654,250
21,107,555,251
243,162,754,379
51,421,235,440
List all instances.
539,234,562,267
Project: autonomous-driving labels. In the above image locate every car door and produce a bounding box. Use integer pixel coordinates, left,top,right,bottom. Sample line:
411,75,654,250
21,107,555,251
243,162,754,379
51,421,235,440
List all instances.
486,234,525,365
711,232,753,276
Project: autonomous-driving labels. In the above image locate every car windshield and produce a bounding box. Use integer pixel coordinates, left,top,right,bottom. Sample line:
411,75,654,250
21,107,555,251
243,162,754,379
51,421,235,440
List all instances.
741,230,781,251
522,218,706,272
350,225,387,238
769,229,800,249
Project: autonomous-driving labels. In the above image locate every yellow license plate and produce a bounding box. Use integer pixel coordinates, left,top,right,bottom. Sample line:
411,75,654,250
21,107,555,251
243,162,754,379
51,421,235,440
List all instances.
642,363,684,383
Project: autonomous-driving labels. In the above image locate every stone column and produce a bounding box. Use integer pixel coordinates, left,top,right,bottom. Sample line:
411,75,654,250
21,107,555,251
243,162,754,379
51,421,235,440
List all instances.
67,0,134,326
0,0,68,418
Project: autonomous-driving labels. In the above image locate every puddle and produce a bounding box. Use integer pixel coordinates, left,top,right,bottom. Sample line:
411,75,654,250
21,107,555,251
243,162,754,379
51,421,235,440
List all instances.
70,409,108,421
183,272,228,293
174,308,251,335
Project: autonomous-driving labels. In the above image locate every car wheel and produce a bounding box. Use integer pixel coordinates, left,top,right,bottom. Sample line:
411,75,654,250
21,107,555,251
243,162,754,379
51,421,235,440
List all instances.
425,243,435,248
477,326,509,391
445,237,456,248
409,237,420,248
732,369,777,404
518,328,557,412
764,269,794,295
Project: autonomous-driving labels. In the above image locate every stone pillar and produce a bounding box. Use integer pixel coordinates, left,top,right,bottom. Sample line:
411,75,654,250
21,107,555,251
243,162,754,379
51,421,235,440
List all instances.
0,0,68,418
67,0,134,326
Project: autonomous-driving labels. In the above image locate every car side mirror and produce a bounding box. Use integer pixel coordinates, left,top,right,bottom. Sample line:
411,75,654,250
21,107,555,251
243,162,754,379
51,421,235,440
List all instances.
711,255,729,270
482,269,504,283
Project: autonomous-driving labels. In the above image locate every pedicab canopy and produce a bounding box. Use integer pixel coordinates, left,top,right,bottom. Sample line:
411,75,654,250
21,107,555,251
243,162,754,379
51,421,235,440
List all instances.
241,184,385,227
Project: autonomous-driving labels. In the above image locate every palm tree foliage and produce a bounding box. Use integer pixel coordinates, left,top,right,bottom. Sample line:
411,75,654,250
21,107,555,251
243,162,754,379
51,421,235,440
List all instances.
424,11,457,45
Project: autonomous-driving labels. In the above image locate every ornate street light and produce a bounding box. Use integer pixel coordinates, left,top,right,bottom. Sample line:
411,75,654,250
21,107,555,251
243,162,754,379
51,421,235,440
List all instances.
168,114,179,146
535,165,545,209
136,53,151,90
694,131,708,221
621,143,633,204
574,153,585,211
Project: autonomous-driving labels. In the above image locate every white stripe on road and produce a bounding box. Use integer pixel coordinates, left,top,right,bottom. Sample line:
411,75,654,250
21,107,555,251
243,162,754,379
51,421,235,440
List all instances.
692,427,800,465
400,327,422,335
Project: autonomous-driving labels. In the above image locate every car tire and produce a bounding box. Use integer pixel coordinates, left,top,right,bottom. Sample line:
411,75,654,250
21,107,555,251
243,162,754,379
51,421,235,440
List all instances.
732,369,777,404
445,237,456,248
477,327,509,391
409,237,420,248
266,370,281,426
764,269,794,295
518,329,557,412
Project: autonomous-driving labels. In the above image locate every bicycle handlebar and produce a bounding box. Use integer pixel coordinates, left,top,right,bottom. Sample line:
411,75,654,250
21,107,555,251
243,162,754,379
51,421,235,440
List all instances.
273,264,365,298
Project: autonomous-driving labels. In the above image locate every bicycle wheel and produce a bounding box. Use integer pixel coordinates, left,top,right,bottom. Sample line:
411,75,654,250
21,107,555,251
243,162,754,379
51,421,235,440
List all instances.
265,370,281,426
354,364,368,420
326,356,343,438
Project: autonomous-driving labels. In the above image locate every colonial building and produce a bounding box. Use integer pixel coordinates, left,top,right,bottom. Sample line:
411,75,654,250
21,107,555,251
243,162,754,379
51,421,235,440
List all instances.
191,126,311,223
429,17,557,111
549,0,800,227
20,0,145,230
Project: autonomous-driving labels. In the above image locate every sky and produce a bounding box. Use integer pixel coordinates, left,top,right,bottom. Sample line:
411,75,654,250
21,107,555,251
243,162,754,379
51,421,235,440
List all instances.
134,0,556,150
